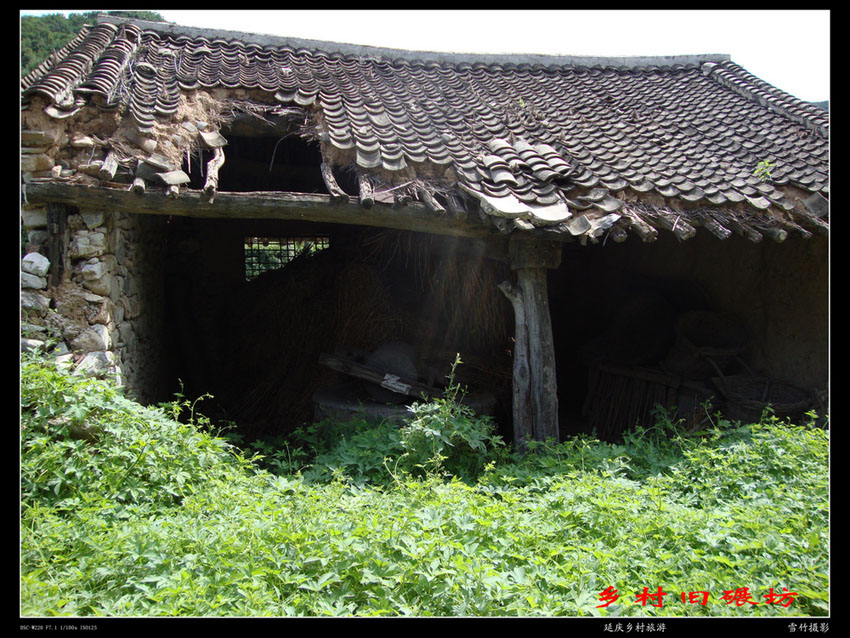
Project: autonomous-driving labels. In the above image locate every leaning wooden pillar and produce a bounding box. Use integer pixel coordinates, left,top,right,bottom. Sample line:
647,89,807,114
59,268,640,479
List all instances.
498,280,532,453
506,237,562,445
203,146,225,203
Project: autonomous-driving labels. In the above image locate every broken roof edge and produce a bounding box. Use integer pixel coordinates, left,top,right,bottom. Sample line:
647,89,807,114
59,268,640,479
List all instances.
96,13,731,69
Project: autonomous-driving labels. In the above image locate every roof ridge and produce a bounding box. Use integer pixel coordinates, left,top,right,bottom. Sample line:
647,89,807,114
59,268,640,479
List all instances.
97,13,731,69
702,61,829,137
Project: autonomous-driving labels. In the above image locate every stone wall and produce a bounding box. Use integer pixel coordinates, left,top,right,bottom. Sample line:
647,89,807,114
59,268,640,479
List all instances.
112,211,171,404
21,204,169,405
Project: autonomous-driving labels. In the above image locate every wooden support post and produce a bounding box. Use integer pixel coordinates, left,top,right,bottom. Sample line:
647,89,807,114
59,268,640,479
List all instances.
762,226,788,242
393,185,413,207
498,280,532,453
445,192,467,220
795,211,829,236
98,151,119,181
727,218,763,243
357,171,374,208
320,162,349,202
625,211,658,242
507,237,562,446
417,187,446,215
45,203,67,288
203,147,225,203
608,224,629,243
130,177,146,195
700,214,732,240
652,210,696,241
517,266,560,442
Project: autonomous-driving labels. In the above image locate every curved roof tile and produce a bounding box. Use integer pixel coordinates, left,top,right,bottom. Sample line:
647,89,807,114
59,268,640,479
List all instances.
22,15,828,241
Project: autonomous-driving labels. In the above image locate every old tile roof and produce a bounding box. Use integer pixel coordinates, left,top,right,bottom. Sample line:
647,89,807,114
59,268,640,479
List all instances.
21,15,829,243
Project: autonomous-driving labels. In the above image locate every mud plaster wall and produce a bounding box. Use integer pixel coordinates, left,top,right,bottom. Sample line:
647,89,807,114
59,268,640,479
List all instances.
574,232,829,392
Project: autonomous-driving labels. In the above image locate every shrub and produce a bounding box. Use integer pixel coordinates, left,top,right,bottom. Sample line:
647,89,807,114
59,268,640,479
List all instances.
398,356,505,481
247,355,505,486
20,348,254,512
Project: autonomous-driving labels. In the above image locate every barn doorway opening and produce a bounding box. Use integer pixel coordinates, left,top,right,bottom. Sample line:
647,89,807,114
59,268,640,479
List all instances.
549,240,715,442
162,220,513,442
548,232,826,442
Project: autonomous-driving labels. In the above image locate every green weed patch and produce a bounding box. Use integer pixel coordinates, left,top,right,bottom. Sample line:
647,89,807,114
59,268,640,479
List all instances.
20,351,829,617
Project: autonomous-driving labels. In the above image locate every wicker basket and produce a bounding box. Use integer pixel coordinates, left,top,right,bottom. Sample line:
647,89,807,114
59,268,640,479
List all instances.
717,375,812,423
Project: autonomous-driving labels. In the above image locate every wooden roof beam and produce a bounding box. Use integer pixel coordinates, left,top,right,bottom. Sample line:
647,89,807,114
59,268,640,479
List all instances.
22,182,500,240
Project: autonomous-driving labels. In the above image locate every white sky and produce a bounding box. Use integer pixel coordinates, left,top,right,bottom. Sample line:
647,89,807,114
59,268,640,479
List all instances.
21,10,830,103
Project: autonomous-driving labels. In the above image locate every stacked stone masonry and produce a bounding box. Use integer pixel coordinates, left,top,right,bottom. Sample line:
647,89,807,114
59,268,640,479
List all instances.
21,203,168,405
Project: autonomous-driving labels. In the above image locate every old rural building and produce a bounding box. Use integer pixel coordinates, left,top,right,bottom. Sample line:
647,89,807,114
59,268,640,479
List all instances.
21,15,829,446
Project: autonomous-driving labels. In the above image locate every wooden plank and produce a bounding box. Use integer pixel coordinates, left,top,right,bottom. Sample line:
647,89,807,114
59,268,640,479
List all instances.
318,353,440,399
24,182,501,240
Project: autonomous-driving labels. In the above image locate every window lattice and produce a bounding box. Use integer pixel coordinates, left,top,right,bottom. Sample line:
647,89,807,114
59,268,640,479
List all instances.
243,236,329,280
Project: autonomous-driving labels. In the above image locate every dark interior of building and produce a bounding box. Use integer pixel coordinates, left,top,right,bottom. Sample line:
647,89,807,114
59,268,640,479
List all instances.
146,112,827,446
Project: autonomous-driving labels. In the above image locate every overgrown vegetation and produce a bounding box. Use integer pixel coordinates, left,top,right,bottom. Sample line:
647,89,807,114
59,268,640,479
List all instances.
753,159,776,183
254,357,506,485
20,349,829,617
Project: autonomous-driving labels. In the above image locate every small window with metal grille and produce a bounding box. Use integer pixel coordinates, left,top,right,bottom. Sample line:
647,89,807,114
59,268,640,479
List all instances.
243,236,329,281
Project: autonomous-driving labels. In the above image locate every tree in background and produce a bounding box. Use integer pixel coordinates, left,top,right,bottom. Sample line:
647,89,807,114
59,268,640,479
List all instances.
21,11,166,76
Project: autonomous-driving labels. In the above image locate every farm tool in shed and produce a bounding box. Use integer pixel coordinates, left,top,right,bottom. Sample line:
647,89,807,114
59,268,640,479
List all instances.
318,342,441,405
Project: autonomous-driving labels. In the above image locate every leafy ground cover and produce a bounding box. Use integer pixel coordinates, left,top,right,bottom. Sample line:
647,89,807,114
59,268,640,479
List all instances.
20,351,829,617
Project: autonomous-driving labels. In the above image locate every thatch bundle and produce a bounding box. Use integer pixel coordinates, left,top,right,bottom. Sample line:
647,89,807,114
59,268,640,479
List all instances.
217,244,403,437
361,230,513,358
333,262,403,349
417,254,512,357
215,229,515,438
